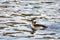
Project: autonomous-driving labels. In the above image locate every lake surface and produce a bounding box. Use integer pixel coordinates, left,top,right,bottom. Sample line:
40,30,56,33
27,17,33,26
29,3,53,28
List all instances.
0,0,60,40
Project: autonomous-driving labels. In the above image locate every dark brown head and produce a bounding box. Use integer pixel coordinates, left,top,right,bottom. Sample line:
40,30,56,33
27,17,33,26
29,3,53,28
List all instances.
27,18,36,22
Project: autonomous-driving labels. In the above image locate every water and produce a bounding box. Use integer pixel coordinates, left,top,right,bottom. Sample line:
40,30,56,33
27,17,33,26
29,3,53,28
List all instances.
0,0,60,40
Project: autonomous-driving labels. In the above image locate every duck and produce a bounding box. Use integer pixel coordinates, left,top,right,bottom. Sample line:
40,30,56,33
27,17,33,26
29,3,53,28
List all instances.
28,18,48,34
32,21,47,30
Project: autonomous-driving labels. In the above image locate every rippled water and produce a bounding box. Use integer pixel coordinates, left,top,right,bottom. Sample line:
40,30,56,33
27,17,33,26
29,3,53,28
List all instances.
0,0,60,40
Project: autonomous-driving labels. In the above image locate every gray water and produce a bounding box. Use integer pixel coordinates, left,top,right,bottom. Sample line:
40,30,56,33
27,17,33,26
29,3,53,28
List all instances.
0,0,60,40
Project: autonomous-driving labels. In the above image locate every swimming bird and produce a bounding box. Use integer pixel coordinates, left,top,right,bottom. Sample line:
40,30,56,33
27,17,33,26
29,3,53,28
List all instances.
28,18,48,34
32,21,47,30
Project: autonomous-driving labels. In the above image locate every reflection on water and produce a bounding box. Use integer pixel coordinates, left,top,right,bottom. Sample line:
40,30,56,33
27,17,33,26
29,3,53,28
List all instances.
0,0,60,40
